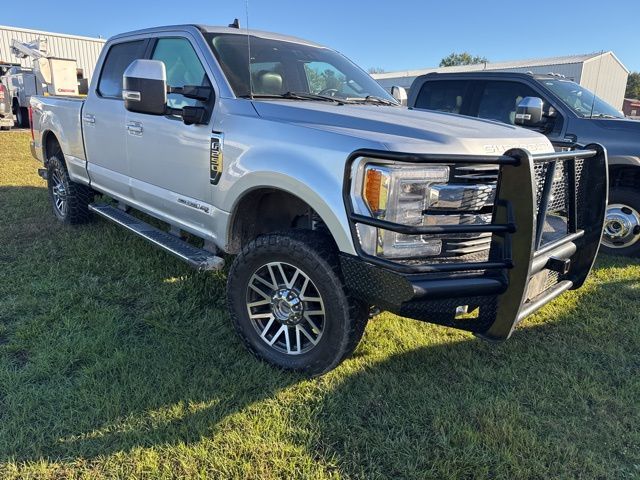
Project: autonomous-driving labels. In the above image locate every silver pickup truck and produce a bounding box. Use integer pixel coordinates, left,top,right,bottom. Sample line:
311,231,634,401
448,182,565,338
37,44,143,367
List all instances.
29,24,608,375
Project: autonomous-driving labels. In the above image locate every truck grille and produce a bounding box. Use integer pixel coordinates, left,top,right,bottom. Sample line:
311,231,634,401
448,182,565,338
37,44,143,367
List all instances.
399,153,584,269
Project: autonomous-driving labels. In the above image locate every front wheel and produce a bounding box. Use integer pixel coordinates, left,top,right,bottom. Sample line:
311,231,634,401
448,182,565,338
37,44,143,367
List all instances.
600,187,640,257
227,231,368,375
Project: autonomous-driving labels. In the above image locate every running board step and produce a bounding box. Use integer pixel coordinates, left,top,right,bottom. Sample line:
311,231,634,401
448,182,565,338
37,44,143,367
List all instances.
89,203,224,271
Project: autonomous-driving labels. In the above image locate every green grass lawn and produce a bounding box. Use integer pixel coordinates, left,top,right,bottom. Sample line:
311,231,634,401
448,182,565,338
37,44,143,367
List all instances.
0,131,639,479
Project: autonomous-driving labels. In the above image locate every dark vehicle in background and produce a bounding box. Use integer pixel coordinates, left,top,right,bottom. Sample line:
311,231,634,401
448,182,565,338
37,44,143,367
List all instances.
408,72,640,256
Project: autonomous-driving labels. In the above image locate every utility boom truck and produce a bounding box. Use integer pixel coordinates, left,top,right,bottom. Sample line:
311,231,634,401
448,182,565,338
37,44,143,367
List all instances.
4,38,79,127
29,25,608,375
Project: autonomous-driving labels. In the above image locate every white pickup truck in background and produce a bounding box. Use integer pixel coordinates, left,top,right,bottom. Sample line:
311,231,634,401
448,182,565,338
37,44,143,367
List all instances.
29,24,608,375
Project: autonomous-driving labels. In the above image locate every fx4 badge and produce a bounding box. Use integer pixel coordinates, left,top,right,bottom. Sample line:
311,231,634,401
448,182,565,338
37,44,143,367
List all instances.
210,132,224,185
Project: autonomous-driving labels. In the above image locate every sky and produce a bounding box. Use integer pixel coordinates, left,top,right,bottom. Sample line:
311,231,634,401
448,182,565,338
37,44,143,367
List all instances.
4,0,639,73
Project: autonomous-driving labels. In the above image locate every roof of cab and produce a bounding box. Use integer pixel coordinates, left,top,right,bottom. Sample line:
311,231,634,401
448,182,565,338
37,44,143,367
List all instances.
108,24,325,48
417,71,577,83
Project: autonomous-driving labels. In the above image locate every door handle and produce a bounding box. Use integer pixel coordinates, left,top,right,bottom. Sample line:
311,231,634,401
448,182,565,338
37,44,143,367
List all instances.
83,114,95,125
126,121,143,136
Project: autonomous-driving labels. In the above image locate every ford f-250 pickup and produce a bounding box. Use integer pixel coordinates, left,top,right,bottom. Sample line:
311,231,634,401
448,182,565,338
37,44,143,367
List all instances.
29,24,608,375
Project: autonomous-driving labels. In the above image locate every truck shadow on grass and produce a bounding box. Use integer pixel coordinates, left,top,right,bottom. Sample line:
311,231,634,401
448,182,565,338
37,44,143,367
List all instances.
310,273,640,478
0,185,638,476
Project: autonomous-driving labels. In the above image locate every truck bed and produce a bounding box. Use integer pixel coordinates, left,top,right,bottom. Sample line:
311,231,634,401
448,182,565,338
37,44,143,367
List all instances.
30,95,85,164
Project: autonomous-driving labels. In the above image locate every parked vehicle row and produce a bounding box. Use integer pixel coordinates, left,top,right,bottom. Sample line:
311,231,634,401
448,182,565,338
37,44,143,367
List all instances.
0,38,86,129
29,24,607,374
406,72,640,256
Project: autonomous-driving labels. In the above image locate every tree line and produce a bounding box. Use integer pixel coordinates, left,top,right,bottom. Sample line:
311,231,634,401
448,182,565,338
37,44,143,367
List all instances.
626,72,640,99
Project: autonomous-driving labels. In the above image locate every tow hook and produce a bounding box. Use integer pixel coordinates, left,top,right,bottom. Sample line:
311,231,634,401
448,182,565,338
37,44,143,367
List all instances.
37,168,48,180
546,256,571,275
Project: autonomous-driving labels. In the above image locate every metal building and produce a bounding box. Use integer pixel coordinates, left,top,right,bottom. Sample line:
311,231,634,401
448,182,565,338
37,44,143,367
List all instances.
0,25,105,81
373,52,630,110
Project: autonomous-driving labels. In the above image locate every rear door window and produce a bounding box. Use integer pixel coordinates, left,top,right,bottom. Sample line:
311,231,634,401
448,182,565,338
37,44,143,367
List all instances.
98,40,147,98
414,80,469,114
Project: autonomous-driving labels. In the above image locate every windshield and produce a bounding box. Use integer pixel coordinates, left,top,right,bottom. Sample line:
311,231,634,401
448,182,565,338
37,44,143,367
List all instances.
204,33,396,102
542,79,624,119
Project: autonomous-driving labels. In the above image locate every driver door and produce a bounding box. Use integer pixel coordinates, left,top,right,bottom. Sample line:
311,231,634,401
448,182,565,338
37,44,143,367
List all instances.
126,36,215,234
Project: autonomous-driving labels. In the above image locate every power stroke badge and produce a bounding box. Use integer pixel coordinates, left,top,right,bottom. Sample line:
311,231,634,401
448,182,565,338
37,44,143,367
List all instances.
210,133,224,185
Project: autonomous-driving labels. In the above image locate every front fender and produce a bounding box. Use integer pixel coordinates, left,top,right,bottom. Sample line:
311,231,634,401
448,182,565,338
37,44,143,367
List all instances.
222,151,356,255
608,155,640,167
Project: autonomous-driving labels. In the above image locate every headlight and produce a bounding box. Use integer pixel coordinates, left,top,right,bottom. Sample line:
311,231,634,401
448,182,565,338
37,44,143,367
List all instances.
351,159,497,261
359,163,449,258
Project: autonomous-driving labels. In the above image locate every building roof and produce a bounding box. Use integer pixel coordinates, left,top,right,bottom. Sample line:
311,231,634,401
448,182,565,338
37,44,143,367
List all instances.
372,51,629,80
0,24,105,43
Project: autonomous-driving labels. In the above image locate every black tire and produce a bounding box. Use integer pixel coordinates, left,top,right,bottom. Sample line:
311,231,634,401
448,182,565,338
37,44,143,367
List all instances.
227,231,368,375
18,107,29,128
600,187,640,257
46,153,94,224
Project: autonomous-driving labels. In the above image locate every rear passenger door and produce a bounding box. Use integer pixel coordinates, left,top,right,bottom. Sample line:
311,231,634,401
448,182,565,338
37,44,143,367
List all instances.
84,39,148,200
413,80,471,115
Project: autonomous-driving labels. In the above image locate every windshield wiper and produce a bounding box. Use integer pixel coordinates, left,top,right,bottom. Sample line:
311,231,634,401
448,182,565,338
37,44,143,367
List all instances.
590,113,620,119
240,91,348,103
347,95,399,106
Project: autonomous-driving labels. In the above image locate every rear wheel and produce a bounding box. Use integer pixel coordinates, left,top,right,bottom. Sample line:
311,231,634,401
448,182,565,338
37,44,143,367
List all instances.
227,231,368,375
46,152,94,224
601,187,640,257
15,105,29,128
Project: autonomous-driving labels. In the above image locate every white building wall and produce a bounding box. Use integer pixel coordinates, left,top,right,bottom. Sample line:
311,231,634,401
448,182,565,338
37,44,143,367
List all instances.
581,54,628,110
0,25,105,80
374,53,629,109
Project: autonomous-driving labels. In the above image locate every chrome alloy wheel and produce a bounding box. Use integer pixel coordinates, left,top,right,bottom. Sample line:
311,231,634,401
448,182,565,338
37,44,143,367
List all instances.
603,203,640,249
51,170,68,217
246,261,325,355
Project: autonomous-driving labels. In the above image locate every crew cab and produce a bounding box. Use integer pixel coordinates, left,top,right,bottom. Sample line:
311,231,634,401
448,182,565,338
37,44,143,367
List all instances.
29,25,607,375
408,72,639,256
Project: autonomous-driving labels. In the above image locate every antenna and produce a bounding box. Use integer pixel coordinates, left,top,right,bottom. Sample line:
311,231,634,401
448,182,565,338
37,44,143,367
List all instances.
589,51,604,119
245,0,253,99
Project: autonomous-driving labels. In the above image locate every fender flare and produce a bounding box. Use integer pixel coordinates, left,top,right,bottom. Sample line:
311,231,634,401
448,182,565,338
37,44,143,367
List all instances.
224,170,356,255
608,155,640,168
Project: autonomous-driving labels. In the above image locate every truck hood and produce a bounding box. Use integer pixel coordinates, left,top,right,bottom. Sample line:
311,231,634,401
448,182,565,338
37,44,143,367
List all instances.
590,117,640,134
252,100,554,155
586,118,640,158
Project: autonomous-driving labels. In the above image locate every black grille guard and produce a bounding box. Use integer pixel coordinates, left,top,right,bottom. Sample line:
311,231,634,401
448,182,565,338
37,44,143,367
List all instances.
341,144,608,340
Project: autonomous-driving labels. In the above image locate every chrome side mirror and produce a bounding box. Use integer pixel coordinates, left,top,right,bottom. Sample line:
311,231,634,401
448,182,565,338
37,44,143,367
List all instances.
515,97,544,126
122,59,167,115
391,85,408,106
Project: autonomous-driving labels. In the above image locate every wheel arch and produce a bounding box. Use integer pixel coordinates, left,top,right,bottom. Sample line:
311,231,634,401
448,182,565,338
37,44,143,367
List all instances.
609,161,640,190
42,130,62,164
226,183,353,255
